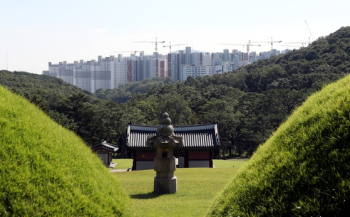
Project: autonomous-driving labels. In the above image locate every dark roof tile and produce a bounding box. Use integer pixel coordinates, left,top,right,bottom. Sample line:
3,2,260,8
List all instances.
126,124,220,149
92,141,119,152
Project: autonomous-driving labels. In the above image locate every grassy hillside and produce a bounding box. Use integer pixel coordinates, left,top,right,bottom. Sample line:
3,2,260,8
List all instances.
0,70,102,145
0,71,149,150
0,85,129,216
207,74,350,216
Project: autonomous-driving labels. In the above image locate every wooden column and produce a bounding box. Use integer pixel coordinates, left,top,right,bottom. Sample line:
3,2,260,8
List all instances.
132,151,137,170
185,151,189,168
209,150,213,168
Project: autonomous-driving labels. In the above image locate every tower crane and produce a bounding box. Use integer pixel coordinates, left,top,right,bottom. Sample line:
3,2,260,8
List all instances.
111,51,143,55
133,37,165,53
280,45,304,51
280,45,302,48
305,20,314,41
163,42,188,53
283,39,310,47
253,37,282,54
218,40,260,62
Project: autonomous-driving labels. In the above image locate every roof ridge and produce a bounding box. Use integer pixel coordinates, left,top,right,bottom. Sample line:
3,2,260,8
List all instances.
129,123,215,126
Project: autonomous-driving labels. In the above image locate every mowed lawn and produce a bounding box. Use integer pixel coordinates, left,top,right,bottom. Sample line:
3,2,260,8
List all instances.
112,159,247,217
112,159,133,170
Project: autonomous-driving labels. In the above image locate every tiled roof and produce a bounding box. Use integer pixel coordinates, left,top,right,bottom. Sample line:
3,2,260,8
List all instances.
126,124,220,149
92,141,119,152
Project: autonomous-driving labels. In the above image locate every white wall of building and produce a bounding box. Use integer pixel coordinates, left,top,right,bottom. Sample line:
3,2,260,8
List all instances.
192,52,200,66
181,64,196,81
189,160,209,168
114,57,127,88
136,161,154,170
202,53,212,65
196,65,212,77
222,62,235,73
213,65,223,75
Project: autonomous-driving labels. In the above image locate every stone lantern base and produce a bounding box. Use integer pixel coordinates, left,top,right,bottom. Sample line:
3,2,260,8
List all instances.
154,176,177,194
153,157,177,194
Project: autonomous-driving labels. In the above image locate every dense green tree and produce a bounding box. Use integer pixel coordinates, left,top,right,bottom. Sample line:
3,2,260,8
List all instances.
1,26,350,156
95,77,175,103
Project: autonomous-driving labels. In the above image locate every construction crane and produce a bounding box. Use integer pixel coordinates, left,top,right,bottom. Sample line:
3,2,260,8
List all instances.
163,42,188,53
305,20,314,41
280,45,302,48
253,37,282,53
133,37,165,53
283,39,310,47
218,40,260,62
111,51,143,55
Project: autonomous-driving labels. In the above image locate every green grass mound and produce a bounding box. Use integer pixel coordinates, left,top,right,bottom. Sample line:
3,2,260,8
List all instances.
0,86,129,216
208,74,350,216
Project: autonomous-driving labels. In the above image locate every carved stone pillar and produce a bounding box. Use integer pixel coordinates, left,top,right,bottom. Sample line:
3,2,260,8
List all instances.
146,112,183,194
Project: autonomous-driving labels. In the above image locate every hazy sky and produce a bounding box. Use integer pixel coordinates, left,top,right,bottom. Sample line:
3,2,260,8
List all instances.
0,0,349,74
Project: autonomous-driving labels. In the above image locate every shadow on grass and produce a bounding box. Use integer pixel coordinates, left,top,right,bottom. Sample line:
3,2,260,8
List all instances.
130,192,160,199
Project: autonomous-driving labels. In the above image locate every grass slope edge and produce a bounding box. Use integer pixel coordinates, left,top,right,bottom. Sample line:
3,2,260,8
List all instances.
0,85,129,216
208,74,350,216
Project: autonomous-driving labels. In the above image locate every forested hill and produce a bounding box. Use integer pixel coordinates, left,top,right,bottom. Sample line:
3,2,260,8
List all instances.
122,26,350,155
96,76,174,103
0,71,133,148
1,27,349,156
0,71,167,150
0,71,97,103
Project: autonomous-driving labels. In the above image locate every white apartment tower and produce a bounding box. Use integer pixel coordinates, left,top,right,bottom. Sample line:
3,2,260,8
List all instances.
185,47,192,65
45,56,127,93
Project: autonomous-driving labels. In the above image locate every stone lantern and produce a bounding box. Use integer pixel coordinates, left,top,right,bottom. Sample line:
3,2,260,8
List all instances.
146,112,183,194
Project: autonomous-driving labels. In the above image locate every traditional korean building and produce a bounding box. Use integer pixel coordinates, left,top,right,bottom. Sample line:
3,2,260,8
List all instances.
126,123,221,170
92,141,118,166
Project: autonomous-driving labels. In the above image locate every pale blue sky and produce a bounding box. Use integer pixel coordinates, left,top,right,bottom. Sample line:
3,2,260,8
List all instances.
0,0,349,74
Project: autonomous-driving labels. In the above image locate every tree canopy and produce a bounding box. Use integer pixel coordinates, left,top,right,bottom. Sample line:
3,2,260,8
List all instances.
208,70,350,217
1,26,350,156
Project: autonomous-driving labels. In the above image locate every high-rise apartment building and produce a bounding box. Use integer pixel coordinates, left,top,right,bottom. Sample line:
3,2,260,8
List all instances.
44,46,290,92
185,47,192,65
196,65,212,77
223,49,229,62
192,52,200,66
45,56,127,93
114,56,127,87
201,52,212,65
167,53,179,80
180,65,196,81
